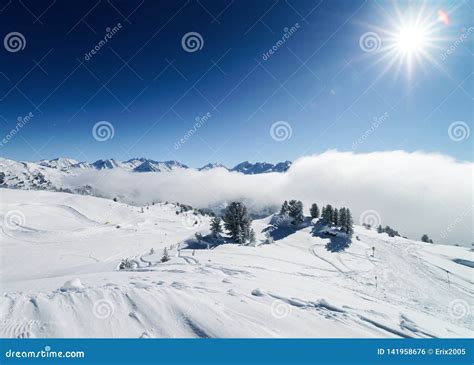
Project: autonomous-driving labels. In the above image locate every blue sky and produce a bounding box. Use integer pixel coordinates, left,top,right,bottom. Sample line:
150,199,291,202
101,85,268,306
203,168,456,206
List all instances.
0,0,472,167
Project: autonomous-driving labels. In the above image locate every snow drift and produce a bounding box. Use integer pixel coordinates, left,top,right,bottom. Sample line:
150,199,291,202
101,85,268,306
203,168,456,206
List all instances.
0,189,472,338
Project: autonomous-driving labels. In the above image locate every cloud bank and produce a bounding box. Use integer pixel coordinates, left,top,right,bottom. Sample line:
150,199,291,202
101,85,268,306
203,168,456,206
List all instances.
65,151,473,246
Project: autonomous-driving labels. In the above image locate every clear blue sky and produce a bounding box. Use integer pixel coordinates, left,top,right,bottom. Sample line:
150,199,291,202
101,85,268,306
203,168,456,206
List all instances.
0,0,472,167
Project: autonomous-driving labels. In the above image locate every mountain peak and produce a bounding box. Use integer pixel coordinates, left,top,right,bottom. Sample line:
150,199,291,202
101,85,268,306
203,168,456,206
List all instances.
231,161,291,174
38,157,79,170
199,163,228,171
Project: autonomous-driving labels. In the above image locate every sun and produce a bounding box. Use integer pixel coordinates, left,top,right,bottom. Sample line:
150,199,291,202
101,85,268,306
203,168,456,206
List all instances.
367,3,450,80
395,25,427,56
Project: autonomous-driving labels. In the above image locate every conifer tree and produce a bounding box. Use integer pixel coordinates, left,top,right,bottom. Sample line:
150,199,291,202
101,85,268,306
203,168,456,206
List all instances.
339,208,346,230
288,200,304,224
321,204,333,225
344,208,354,237
310,203,319,218
210,217,223,237
333,208,339,227
161,247,170,262
280,200,289,215
223,202,251,244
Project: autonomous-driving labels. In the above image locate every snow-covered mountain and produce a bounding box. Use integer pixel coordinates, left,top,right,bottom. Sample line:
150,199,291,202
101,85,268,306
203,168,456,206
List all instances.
199,163,228,171
0,188,471,338
0,157,292,191
38,157,79,170
0,157,70,190
0,157,291,202
134,160,189,172
231,160,292,174
91,159,124,170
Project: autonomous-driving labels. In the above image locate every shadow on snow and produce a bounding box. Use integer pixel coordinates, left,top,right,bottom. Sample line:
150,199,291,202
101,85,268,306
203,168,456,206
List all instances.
311,221,351,253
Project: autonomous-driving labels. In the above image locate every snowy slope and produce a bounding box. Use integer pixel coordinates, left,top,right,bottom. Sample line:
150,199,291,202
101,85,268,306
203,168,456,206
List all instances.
0,189,472,338
0,158,69,190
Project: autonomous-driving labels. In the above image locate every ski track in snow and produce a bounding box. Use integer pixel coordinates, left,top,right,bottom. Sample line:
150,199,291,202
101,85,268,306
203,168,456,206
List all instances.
0,189,472,338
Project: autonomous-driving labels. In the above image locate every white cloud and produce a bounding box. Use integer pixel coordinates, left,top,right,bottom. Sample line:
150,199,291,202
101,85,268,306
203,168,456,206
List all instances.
65,151,473,246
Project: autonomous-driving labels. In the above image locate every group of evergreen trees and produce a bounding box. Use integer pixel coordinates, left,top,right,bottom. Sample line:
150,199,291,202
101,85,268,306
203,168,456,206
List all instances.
421,234,434,243
376,225,400,237
280,200,304,224
320,204,354,236
209,199,358,244
279,201,354,237
207,200,436,245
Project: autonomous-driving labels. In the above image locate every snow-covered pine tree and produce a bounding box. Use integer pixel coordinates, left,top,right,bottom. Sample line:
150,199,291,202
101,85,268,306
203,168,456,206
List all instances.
288,200,304,224
161,247,170,262
119,258,135,270
280,200,289,215
421,234,433,243
339,208,346,231
210,217,223,237
321,204,333,225
310,203,319,218
344,208,354,237
377,225,383,233
249,229,256,244
223,202,251,244
264,231,273,244
333,208,339,227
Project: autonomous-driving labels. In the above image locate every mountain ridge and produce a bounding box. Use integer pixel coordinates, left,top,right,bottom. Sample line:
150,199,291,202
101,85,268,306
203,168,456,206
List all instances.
1,157,292,174
0,157,292,191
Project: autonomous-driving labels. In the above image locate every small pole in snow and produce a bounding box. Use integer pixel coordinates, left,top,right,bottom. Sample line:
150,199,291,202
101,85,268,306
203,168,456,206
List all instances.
446,270,450,287
192,249,195,256
372,246,375,257
375,275,378,289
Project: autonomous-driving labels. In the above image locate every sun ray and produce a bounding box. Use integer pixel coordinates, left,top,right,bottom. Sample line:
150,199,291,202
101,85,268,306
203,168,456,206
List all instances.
361,1,458,82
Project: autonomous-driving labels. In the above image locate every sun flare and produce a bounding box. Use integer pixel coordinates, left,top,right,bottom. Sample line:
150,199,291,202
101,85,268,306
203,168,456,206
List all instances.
366,3,451,79
395,25,427,55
